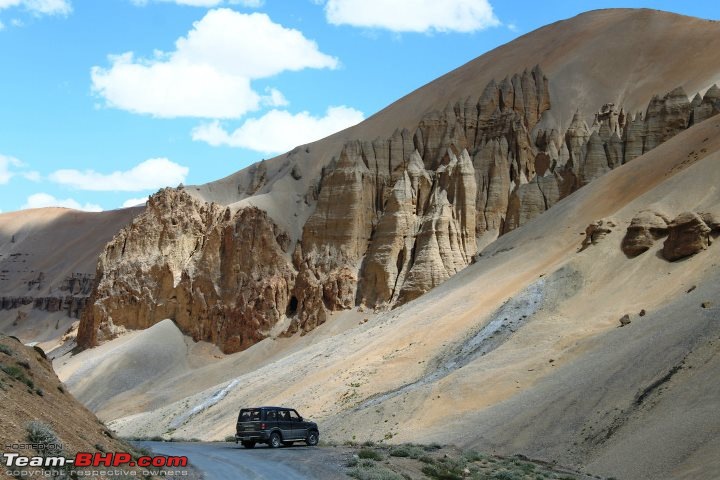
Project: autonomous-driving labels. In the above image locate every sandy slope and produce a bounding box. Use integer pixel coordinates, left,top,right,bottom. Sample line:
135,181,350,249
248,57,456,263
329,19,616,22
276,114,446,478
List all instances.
59,116,720,480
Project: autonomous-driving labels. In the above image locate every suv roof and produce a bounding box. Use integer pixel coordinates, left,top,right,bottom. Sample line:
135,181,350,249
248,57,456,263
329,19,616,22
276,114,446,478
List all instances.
242,406,294,410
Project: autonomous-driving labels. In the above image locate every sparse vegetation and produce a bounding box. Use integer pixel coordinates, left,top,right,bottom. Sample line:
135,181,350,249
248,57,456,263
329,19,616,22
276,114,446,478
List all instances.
358,447,384,461
345,444,598,480
389,444,425,459
348,458,405,480
0,344,13,355
224,435,236,442
1,363,35,389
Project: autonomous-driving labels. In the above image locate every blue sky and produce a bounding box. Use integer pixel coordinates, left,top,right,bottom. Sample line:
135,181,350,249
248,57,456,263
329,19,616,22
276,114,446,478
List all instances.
0,0,717,213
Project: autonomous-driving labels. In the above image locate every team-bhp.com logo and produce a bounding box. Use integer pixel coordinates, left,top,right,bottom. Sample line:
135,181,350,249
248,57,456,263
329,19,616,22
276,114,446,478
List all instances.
3,451,189,477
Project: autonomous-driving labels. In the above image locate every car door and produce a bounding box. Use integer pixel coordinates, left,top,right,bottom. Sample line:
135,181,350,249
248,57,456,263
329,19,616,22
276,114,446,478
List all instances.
264,409,278,433
277,409,293,439
287,409,304,439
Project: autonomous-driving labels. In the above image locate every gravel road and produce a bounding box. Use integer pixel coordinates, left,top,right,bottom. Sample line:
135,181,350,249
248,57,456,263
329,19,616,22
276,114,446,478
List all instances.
137,441,349,479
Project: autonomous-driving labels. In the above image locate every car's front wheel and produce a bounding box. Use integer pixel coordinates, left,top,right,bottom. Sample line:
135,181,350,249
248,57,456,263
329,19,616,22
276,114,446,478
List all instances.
241,440,255,449
305,430,319,446
269,432,282,448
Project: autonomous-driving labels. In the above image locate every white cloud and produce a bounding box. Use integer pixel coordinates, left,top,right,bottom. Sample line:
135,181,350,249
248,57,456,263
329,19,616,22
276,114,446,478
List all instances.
191,105,364,153
131,0,263,6
0,154,37,184
261,87,288,108
0,154,22,184
22,193,102,212
48,157,189,191
0,0,71,16
324,0,499,33
121,196,149,208
91,9,337,119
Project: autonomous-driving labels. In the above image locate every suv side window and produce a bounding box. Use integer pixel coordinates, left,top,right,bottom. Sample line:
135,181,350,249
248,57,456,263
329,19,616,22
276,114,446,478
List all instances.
266,410,277,421
278,410,289,421
239,409,261,422
288,410,301,422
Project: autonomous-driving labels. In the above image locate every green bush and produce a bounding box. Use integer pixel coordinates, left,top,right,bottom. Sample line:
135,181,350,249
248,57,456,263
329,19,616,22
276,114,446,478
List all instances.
348,462,404,480
421,464,463,480
0,344,13,355
224,435,236,442
389,444,425,459
358,448,384,461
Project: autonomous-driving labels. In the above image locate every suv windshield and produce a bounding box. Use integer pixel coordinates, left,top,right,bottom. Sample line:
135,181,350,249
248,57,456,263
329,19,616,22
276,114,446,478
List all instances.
239,409,262,422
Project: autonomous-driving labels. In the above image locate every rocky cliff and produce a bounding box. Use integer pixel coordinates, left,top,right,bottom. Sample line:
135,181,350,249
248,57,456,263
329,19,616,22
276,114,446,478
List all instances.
78,64,720,352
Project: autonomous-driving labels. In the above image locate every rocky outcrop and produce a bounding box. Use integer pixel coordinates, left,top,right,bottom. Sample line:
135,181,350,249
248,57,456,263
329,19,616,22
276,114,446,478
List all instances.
580,219,614,251
621,210,670,257
662,212,712,261
78,189,296,353
79,71,720,353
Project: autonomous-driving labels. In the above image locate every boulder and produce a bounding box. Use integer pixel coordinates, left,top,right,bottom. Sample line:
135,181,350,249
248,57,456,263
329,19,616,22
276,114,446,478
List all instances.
662,212,712,261
621,210,670,257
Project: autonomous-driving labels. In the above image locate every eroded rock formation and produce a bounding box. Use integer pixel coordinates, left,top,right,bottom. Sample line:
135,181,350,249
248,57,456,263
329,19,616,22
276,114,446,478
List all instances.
78,73,720,353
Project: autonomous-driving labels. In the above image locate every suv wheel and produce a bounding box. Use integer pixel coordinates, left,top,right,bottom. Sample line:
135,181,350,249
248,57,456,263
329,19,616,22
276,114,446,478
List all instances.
269,432,282,448
241,440,255,449
306,430,319,446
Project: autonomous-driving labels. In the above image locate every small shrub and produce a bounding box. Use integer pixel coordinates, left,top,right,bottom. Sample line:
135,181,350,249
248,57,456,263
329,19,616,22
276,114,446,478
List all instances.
347,461,404,480
1,363,34,389
95,443,106,452
389,447,410,457
26,421,60,453
492,472,522,480
463,449,485,462
224,435,236,442
358,448,384,461
17,360,31,370
421,464,463,480
35,388,43,396
389,444,425,459
0,344,13,355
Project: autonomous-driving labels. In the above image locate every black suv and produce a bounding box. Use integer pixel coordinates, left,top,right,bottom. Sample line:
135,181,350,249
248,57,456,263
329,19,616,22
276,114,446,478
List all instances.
235,406,319,449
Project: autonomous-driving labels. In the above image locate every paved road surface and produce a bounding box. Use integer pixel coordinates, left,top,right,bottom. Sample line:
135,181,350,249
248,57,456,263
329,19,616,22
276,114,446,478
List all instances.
137,441,349,479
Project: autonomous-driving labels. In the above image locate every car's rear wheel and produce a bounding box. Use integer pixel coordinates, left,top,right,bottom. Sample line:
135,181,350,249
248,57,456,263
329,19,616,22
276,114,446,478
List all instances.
306,430,319,446
241,441,255,449
269,432,282,448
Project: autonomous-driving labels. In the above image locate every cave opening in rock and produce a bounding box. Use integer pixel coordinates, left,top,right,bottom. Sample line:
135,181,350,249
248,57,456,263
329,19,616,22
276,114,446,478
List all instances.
287,296,298,315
